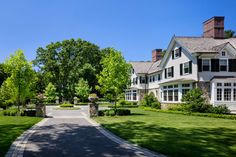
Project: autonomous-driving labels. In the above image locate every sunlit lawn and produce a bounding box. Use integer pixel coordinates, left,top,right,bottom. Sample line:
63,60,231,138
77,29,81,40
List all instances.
0,115,42,156
94,108,236,157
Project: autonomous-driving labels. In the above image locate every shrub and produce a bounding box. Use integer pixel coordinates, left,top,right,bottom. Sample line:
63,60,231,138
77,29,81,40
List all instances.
59,103,74,108
98,109,131,116
116,109,131,116
3,107,24,116
140,93,161,109
207,104,230,114
24,109,36,117
167,104,184,111
182,88,208,113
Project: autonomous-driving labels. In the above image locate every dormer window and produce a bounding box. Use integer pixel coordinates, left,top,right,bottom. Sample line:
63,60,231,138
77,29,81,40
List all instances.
172,47,182,59
222,51,226,56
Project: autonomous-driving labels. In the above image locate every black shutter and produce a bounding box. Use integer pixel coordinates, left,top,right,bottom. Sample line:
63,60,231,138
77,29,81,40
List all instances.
189,61,192,74
165,69,167,78
211,59,219,72
229,59,236,72
171,66,174,77
198,59,202,72
172,51,174,59
139,76,142,83
179,47,182,57
180,64,183,75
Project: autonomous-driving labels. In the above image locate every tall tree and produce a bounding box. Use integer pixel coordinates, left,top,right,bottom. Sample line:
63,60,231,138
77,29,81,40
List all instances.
75,79,91,102
97,48,131,112
44,82,57,103
34,38,103,102
224,30,235,38
4,50,36,110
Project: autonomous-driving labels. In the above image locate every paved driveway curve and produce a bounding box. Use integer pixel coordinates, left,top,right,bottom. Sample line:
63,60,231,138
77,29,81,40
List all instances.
22,106,160,157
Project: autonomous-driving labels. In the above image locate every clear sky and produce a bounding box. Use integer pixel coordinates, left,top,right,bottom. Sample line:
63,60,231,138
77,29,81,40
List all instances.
0,0,236,63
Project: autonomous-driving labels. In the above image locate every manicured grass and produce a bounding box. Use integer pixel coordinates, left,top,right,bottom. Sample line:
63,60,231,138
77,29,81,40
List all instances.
94,108,236,157
0,116,42,157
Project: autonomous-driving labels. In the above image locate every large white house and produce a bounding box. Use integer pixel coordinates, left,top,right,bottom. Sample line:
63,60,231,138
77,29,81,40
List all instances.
125,16,236,112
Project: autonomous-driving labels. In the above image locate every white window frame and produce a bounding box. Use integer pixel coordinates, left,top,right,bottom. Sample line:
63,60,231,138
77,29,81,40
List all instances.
162,85,179,102
202,59,211,72
174,47,181,59
215,82,236,102
167,67,173,78
183,62,190,74
221,51,226,57
219,59,228,72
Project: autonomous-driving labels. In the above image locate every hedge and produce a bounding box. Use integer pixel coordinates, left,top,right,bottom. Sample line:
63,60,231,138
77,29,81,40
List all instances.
141,106,236,120
98,109,131,116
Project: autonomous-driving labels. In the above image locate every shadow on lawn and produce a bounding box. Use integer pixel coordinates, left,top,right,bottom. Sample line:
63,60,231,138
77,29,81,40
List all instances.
0,123,34,157
102,121,236,157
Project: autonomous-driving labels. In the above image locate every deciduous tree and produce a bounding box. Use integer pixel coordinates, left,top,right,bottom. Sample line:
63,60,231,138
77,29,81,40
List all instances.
75,79,91,102
4,50,36,110
97,48,131,112
34,38,103,102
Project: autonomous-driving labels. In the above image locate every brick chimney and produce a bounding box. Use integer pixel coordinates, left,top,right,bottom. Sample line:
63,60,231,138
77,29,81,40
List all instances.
203,16,225,39
152,49,162,62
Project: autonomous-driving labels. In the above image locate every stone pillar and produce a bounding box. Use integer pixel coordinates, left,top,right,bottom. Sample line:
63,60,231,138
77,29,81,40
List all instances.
56,96,59,105
74,97,78,105
36,104,46,117
89,103,98,117
88,93,99,117
36,93,46,117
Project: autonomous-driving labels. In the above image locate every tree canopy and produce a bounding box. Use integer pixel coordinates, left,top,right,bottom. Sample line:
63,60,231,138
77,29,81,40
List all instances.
34,38,104,102
3,50,36,109
224,30,235,38
97,48,131,109
75,79,91,102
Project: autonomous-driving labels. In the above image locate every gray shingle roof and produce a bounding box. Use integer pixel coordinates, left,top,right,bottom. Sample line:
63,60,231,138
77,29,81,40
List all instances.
175,37,236,53
130,61,153,74
129,60,161,74
147,60,162,74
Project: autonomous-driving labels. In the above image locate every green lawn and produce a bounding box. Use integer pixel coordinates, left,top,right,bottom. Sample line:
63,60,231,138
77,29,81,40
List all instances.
94,108,236,157
0,116,42,157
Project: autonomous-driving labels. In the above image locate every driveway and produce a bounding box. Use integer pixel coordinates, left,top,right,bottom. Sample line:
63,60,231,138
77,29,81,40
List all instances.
15,106,160,157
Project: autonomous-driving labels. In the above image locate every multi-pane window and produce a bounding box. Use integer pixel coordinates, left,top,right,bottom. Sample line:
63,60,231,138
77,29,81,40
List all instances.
220,59,227,71
167,67,173,78
133,90,137,101
140,77,146,84
163,85,178,102
183,62,190,74
164,91,167,101
168,90,173,101
224,83,231,86
217,88,222,101
202,59,210,71
182,83,191,97
174,89,178,101
216,82,236,102
174,47,181,59
224,88,231,101
222,51,226,56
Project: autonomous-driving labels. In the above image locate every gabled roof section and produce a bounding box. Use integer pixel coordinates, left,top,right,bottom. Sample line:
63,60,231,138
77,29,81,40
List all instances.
130,61,153,74
175,37,236,53
148,60,162,74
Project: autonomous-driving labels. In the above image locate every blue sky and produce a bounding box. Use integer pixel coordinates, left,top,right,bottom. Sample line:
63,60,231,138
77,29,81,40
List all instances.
0,0,236,62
